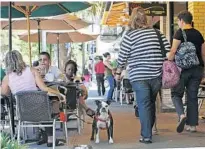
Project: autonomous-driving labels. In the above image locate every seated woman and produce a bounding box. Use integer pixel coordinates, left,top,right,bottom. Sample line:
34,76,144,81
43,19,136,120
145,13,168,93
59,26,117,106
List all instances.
1,50,65,147
64,60,95,118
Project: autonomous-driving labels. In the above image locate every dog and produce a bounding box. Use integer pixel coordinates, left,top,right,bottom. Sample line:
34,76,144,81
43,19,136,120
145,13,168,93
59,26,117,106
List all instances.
90,100,114,144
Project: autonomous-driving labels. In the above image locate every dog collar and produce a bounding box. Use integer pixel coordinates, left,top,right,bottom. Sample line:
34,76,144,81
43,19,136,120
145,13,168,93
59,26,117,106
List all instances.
94,114,111,123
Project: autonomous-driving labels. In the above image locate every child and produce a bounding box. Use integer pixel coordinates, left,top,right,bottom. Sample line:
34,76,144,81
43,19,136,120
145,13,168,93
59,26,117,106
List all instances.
64,60,95,118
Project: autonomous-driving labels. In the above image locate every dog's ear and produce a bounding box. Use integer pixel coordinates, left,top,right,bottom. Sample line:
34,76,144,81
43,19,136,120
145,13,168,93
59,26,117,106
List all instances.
95,100,101,107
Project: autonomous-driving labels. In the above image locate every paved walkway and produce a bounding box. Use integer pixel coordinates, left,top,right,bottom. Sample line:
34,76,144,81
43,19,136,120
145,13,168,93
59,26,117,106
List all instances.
27,82,205,149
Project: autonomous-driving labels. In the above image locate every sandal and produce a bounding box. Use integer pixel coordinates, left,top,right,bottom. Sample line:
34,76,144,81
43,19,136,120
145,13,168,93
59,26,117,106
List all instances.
177,117,187,133
86,108,95,118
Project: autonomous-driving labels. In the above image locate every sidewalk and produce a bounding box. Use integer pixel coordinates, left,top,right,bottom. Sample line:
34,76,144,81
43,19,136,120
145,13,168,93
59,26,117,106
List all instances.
67,102,205,149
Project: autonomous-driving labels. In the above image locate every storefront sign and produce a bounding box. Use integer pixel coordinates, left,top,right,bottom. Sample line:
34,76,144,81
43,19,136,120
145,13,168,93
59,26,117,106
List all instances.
129,3,167,16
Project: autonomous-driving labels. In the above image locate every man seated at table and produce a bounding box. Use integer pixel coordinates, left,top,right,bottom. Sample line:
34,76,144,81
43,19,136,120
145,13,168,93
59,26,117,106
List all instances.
35,52,64,82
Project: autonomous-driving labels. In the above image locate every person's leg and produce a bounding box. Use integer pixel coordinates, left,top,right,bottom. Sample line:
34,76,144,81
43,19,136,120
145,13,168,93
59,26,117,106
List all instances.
107,76,115,103
150,76,162,129
96,74,101,96
100,74,105,96
131,80,152,141
186,67,203,127
171,71,188,133
171,73,187,120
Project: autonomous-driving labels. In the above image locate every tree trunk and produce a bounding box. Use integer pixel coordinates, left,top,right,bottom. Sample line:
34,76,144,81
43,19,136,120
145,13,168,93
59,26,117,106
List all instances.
59,43,67,71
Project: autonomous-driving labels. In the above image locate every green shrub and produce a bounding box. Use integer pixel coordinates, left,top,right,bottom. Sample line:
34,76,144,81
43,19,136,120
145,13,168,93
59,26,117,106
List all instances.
0,133,28,149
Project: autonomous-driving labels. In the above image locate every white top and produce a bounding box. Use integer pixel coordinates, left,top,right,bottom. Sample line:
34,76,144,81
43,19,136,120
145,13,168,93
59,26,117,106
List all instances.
45,66,63,82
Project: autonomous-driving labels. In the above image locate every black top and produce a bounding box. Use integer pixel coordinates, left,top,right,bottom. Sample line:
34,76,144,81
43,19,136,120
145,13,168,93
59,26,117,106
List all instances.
174,28,205,67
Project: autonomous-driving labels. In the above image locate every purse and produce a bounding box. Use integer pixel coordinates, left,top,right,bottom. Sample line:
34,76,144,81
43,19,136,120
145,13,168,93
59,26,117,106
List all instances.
154,29,181,89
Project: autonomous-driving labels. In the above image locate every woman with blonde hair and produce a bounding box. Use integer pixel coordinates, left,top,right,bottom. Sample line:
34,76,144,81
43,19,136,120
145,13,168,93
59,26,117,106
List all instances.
1,50,65,147
115,7,170,143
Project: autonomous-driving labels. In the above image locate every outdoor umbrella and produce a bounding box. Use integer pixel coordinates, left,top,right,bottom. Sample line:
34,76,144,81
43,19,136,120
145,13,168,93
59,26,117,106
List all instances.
0,2,91,65
1,14,91,53
19,31,99,67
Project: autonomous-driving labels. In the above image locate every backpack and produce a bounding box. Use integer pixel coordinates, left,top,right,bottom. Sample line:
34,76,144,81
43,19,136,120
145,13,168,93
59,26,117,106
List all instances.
155,29,181,89
175,29,199,69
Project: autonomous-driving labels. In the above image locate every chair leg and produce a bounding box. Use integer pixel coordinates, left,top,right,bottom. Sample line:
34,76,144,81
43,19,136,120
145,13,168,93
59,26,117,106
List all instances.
77,109,81,134
125,93,129,104
120,90,123,105
17,121,21,144
198,99,204,113
64,121,68,145
8,110,14,139
53,119,56,149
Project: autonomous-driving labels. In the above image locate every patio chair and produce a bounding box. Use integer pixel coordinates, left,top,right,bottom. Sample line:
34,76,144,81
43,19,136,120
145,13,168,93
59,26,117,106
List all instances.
120,79,135,105
15,91,68,149
183,85,205,115
0,95,14,137
58,83,85,134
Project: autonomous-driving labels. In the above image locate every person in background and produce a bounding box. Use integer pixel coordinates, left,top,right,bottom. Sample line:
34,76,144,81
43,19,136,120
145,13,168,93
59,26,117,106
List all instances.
95,56,105,96
167,10,205,133
115,7,170,143
83,68,91,88
64,60,95,118
103,52,115,104
0,50,66,147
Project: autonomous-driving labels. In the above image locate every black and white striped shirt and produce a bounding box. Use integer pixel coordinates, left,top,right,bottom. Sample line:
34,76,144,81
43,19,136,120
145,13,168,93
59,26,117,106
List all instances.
117,28,170,82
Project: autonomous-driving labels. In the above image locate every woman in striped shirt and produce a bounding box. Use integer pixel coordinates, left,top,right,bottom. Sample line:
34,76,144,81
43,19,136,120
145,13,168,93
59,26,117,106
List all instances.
115,7,170,143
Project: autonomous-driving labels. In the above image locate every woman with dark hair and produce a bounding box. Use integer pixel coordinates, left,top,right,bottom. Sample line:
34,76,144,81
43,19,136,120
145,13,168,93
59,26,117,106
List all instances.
64,60,95,118
115,8,170,143
103,52,115,104
168,10,205,133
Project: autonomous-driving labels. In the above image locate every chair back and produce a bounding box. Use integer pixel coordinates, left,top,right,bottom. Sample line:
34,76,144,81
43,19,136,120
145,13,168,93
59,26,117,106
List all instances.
123,79,132,89
59,84,77,110
15,91,52,122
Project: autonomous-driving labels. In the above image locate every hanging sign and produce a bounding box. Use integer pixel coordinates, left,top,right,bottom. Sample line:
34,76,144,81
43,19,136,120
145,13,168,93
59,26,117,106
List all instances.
129,3,167,16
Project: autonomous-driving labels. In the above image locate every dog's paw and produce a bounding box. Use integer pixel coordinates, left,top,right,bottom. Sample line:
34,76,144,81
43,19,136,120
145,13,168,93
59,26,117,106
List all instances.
90,137,94,141
109,138,114,144
95,139,100,144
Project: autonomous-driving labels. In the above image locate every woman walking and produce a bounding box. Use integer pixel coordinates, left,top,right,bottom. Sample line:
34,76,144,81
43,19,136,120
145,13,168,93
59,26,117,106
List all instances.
115,8,170,143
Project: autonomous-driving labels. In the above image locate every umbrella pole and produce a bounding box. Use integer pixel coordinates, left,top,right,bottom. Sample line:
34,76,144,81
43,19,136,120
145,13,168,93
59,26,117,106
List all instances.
26,13,32,66
9,2,12,51
37,20,41,54
57,34,60,68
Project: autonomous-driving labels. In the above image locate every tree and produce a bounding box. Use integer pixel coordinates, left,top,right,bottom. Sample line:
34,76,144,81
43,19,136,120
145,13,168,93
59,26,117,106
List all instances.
0,30,39,64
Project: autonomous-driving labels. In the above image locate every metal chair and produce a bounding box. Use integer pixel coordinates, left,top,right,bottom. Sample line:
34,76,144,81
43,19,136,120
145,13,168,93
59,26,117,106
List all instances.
15,91,68,149
0,95,14,138
58,83,85,134
120,79,135,105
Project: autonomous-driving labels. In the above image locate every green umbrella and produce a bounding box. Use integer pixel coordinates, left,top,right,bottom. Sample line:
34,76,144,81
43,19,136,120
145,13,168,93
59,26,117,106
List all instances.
0,2,91,65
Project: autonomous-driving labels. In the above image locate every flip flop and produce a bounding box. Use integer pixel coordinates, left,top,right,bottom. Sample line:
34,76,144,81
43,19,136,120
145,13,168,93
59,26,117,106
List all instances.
177,117,187,133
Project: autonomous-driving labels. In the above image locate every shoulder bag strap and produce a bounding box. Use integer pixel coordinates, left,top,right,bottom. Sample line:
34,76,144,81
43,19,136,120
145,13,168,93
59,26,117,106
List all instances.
181,29,187,42
154,29,166,58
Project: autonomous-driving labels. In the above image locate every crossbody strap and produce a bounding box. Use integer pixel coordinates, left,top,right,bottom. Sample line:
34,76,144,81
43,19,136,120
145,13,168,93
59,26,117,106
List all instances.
154,29,166,58
181,29,187,42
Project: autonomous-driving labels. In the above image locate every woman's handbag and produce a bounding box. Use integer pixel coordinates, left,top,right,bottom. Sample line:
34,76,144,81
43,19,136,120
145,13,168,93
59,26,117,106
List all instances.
155,29,181,89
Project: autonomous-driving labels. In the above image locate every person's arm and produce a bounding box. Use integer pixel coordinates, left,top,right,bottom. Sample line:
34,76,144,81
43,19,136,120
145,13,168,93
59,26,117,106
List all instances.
116,33,132,74
201,43,205,65
167,29,182,60
1,75,10,95
31,68,65,101
103,61,114,70
94,63,97,73
167,39,181,60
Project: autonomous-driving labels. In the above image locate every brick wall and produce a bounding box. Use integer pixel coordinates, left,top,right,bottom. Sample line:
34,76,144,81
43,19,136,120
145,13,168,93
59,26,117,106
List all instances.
188,2,205,38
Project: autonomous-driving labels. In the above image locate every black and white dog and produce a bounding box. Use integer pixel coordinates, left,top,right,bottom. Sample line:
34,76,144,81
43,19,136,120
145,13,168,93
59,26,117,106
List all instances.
90,100,114,144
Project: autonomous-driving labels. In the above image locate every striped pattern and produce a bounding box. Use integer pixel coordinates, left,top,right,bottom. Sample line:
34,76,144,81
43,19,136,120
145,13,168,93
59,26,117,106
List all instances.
118,28,170,82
